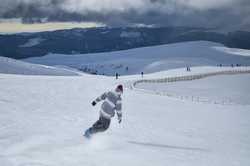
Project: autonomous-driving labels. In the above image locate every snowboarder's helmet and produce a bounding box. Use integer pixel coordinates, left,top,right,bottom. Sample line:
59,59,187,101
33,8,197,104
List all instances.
116,84,123,93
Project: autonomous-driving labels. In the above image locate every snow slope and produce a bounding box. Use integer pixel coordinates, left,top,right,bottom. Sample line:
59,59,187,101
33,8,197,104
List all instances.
24,41,250,76
213,46,250,57
1,66,250,166
136,73,250,105
0,56,79,76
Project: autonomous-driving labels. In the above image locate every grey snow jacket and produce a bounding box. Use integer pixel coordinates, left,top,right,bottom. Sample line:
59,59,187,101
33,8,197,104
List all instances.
95,91,122,119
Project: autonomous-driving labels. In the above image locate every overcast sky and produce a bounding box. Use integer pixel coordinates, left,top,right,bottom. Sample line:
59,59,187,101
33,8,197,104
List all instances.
0,0,249,32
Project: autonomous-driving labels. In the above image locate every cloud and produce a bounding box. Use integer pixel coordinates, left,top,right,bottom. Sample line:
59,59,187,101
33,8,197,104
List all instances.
0,0,249,31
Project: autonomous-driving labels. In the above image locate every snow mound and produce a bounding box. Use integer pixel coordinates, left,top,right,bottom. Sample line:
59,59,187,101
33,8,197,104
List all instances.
0,56,79,76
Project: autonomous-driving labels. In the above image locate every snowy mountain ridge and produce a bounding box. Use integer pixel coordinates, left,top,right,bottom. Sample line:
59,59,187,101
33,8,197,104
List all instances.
1,27,250,59
24,41,250,76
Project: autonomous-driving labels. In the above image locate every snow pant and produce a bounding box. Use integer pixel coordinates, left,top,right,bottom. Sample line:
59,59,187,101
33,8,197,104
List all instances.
88,116,111,135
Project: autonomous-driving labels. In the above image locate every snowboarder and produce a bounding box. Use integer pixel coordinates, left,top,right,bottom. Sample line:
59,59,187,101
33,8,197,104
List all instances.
84,85,123,138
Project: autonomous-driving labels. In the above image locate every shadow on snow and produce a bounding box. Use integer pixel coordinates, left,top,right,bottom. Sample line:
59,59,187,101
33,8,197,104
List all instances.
128,141,208,152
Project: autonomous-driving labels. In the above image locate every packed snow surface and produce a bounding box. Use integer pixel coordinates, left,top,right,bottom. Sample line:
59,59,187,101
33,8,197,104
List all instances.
24,41,250,76
1,66,250,166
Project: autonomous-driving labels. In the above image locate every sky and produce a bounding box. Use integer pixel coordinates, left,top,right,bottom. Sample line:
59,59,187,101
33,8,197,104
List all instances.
0,19,104,33
0,0,249,33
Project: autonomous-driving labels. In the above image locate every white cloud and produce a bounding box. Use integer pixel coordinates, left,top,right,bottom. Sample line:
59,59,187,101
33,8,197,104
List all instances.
61,0,146,14
0,0,249,31
0,0,244,15
181,0,236,10
59,0,238,13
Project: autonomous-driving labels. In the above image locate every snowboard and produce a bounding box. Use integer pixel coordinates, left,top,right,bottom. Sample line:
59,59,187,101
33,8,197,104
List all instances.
84,129,92,139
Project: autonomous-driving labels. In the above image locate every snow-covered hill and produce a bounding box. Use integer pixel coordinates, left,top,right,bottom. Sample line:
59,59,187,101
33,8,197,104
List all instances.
24,41,250,76
1,40,250,166
0,56,79,76
1,66,250,166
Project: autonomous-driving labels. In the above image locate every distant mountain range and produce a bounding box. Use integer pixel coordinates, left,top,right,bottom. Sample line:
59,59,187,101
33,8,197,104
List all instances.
0,27,250,59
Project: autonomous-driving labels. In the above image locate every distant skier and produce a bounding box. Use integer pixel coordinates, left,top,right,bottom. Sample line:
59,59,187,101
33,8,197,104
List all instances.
186,66,191,72
84,85,123,138
116,73,119,79
126,66,129,72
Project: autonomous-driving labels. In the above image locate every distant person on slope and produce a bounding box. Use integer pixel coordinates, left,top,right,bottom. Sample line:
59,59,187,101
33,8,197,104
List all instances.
84,85,123,138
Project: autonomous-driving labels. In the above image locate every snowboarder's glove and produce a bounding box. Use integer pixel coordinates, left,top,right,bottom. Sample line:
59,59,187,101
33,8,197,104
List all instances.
92,101,96,106
118,115,122,124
